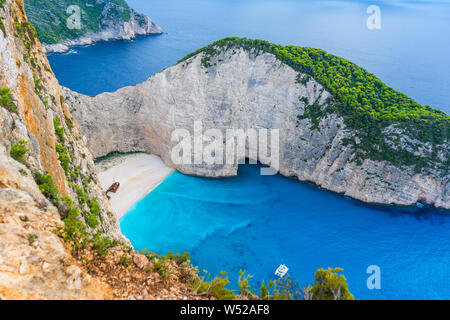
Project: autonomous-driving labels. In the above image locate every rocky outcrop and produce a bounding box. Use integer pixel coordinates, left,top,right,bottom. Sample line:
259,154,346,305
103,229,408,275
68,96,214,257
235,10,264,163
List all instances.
1,1,289,301
24,0,163,54
0,148,112,299
0,0,123,299
42,9,162,54
64,46,449,210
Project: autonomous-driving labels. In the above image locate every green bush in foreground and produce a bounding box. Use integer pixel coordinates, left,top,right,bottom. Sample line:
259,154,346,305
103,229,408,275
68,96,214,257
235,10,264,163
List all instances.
0,87,17,114
308,267,354,300
91,233,117,258
84,212,99,229
53,117,65,142
192,270,236,300
144,250,354,300
62,208,88,252
55,143,70,175
10,140,29,163
33,172,60,207
119,253,133,266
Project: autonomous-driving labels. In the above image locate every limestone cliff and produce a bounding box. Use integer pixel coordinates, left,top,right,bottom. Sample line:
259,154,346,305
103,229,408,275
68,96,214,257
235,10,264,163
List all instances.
0,0,122,299
0,2,339,300
24,0,163,54
64,40,449,210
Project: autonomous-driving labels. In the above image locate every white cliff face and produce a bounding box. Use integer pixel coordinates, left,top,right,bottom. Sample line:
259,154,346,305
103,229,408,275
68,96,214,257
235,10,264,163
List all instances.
44,9,162,54
65,48,449,210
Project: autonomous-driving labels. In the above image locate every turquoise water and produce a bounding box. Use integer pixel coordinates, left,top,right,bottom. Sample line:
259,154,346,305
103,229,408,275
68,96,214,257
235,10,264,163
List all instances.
45,0,450,299
121,165,450,300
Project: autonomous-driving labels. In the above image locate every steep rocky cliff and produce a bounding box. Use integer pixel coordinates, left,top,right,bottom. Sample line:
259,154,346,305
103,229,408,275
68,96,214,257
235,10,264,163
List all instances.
1,0,235,300
0,2,355,300
0,0,123,299
64,39,449,210
24,0,162,54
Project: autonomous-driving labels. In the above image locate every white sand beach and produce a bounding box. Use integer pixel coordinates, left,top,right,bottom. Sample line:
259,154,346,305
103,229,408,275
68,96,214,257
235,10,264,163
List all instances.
96,153,174,218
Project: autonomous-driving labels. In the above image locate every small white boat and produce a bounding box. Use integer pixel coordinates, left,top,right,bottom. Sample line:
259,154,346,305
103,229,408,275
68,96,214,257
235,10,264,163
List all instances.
275,264,289,278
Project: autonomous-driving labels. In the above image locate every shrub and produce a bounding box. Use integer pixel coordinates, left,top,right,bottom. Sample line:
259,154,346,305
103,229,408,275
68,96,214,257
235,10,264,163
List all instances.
205,272,236,300
84,212,99,229
62,208,87,252
166,251,191,265
10,140,28,163
0,17,6,37
88,198,100,217
154,260,172,281
0,87,17,113
259,280,276,300
308,267,354,300
64,115,74,130
53,117,65,142
55,143,70,175
192,271,236,300
119,253,132,266
140,249,161,262
70,167,80,182
58,196,74,216
273,274,302,300
74,185,89,204
258,276,299,300
91,234,116,258
27,233,37,245
33,77,42,93
238,270,256,299
33,172,59,207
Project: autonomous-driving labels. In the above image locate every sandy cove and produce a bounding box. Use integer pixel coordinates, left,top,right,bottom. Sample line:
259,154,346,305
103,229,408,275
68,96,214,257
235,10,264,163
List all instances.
96,153,174,218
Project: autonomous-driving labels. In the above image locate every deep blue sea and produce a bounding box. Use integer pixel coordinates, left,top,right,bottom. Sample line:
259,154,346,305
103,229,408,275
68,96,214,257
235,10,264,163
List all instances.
49,0,450,114
46,0,450,299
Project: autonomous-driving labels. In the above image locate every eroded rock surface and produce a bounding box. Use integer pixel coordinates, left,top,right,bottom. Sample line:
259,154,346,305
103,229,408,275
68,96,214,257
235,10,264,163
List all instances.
65,48,449,209
0,0,122,299
24,0,163,54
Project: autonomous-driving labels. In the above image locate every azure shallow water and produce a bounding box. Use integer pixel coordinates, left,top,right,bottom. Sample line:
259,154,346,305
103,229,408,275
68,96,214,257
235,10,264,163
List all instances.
121,164,450,300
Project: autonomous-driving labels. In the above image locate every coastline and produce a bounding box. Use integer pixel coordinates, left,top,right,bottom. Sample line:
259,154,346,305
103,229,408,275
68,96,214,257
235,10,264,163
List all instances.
44,32,164,54
42,13,163,55
96,153,174,218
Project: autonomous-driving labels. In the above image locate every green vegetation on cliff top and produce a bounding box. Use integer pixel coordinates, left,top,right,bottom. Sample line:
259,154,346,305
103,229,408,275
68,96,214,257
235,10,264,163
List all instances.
24,0,135,44
179,37,449,170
